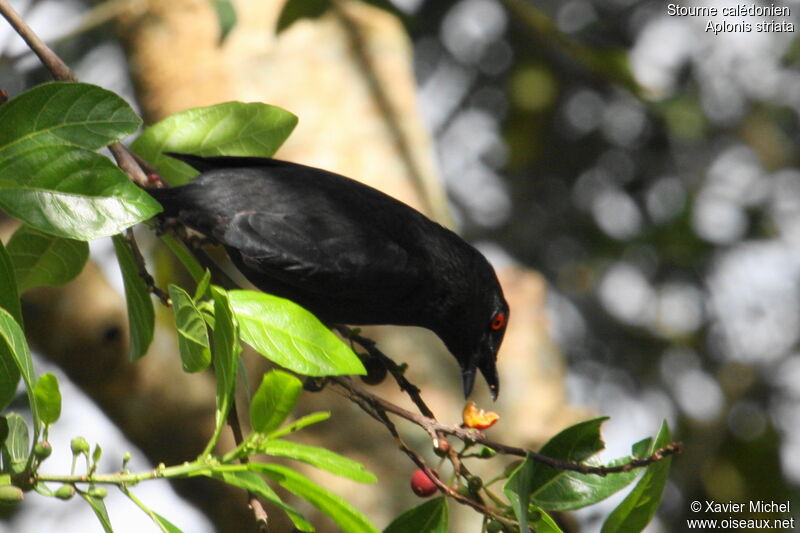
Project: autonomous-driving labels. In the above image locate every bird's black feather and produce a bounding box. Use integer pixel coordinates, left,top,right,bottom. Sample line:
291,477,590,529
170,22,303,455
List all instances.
148,153,509,398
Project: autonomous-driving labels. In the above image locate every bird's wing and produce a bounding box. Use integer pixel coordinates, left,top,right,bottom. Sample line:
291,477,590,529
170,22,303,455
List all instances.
218,210,418,295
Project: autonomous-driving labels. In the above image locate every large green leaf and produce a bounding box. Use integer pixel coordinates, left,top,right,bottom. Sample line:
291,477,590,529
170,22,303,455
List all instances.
131,102,298,185
249,370,302,435
253,463,379,533
0,309,39,437
504,417,640,521
229,290,365,377
504,451,537,527
0,241,21,412
601,422,673,533
112,234,154,361
257,439,376,483
0,239,22,326
168,284,211,372
209,469,312,532
1,414,29,474
383,497,448,533
33,373,61,426
204,287,241,455
7,225,88,291
0,82,141,156
0,147,162,240
527,417,608,503
531,453,640,511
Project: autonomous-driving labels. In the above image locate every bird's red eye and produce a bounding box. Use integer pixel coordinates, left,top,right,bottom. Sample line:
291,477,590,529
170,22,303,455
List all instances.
490,313,506,330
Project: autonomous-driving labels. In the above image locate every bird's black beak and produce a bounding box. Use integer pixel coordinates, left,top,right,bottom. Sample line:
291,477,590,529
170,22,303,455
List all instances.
461,366,477,399
460,335,501,400
479,357,500,401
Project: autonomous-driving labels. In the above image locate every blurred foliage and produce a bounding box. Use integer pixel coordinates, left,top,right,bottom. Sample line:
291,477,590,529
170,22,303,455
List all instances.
406,0,799,531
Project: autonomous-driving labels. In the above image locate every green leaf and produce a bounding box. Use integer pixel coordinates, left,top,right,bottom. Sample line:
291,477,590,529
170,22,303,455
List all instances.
276,0,331,34
229,290,365,377
204,287,240,455
527,417,609,506
161,234,206,284
1,414,29,474
504,451,537,527
33,373,61,425
210,0,237,43
505,417,632,520
383,497,448,533
0,82,141,157
193,269,212,302
532,455,640,511
131,102,298,185
249,370,303,434
152,511,184,533
169,284,211,372
268,411,331,439
253,463,379,533
209,469,313,532
92,444,103,465
529,505,565,532
7,225,88,292
0,309,39,436
258,439,376,483
81,492,113,533
0,146,162,240
112,234,154,361
0,242,21,412
601,421,673,533
0,238,22,326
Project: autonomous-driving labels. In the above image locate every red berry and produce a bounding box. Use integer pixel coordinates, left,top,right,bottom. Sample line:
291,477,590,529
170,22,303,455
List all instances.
410,469,438,497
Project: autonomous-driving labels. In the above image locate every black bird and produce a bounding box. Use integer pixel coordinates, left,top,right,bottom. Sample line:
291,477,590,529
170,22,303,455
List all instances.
148,153,509,399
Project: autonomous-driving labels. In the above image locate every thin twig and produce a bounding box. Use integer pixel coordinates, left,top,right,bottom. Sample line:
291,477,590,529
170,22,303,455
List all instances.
330,376,518,527
227,402,270,533
108,143,154,188
0,0,76,81
334,326,435,419
0,0,152,188
329,376,682,476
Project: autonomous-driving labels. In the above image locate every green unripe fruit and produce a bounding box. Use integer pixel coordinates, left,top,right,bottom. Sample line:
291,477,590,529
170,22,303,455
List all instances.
54,485,76,500
70,437,90,455
0,485,24,503
88,486,108,499
34,441,52,459
485,519,504,533
467,475,483,493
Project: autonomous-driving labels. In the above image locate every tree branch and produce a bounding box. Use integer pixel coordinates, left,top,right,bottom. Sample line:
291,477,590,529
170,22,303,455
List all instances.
328,376,682,476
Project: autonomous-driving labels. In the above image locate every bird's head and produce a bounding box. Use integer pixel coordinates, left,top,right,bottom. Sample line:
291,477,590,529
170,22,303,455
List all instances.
437,268,509,401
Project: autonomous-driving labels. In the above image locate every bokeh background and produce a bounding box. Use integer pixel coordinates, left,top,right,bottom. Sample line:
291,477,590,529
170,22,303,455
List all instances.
1,0,799,531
